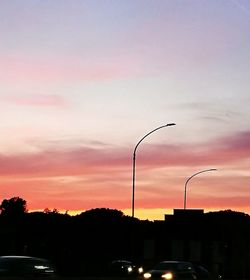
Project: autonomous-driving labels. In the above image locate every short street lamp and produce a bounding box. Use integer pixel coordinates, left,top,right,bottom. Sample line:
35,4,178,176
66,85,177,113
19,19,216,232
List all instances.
184,168,217,210
132,123,176,218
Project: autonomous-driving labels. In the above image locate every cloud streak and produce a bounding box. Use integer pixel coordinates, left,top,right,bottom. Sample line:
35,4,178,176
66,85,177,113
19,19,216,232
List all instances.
4,94,67,108
0,130,249,214
0,54,142,84
0,130,250,177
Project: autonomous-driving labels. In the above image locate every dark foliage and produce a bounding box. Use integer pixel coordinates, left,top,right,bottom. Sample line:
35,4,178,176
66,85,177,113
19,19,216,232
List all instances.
0,197,249,279
0,197,27,218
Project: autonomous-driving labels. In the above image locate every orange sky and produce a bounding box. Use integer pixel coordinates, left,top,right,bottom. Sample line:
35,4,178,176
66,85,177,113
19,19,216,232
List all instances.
1,131,250,220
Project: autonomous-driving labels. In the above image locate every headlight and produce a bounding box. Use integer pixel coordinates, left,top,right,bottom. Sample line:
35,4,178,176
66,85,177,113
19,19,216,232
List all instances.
138,267,144,273
127,266,133,272
34,265,49,270
144,272,152,279
162,272,173,279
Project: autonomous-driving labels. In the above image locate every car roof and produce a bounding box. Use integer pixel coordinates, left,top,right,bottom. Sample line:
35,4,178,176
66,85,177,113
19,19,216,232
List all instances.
0,256,49,262
112,260,132,263
160,261,192,264
1,256,32,258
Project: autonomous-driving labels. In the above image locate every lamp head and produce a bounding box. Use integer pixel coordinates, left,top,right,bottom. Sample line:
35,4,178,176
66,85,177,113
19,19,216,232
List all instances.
166,123,176,127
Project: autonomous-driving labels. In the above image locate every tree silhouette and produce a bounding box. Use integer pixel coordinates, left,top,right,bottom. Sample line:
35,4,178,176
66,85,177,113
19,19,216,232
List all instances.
0,197,28,217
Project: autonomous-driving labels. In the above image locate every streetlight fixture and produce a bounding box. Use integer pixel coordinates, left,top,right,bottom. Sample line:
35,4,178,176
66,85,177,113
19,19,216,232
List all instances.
132,123,176,217
184,168,217,210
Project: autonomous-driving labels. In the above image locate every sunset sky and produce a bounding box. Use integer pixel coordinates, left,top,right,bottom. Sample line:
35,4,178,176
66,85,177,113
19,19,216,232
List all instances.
1,0,250,220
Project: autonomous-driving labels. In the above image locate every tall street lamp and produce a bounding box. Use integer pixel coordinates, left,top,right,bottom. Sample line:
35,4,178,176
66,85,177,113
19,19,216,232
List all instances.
132,123,176,218
184,168,217,210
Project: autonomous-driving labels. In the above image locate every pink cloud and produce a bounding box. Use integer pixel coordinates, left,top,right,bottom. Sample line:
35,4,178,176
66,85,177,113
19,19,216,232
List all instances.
138,130,250,167
215,131,250,150
0,146,129,177
0,130,249,214
0,130,250,177
5,94,67,107
0,54,142,83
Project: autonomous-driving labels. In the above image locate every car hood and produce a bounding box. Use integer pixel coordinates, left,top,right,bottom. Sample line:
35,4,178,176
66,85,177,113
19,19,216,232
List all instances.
149,269,172,274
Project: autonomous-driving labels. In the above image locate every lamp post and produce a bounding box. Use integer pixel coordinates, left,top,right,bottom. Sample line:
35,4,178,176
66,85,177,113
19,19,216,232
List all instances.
184,168,217,210
132,123,176,218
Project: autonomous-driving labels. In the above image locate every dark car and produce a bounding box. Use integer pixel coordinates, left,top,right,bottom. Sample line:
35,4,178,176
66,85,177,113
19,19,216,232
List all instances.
192,264,223,280
143,261,222,280
143,261,198,280
0,255,57,278
109,260,144,277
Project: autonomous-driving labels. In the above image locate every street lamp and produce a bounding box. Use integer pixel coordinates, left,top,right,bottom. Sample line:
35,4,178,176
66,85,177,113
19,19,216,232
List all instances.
184,168,217,210
132,123,176,217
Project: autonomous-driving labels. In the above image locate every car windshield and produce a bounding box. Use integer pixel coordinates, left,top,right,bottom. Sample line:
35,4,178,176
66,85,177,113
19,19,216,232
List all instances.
153,262,193,271
0,257,53,271
112,261,132,265
194,265,209,274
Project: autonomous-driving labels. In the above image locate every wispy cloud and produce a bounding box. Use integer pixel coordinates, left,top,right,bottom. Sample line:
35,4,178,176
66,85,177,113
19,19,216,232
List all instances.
0,54,142,83
0,131,250,177
0,131,249,212
230,0,250,16
4,94,67,108
216,131,250,150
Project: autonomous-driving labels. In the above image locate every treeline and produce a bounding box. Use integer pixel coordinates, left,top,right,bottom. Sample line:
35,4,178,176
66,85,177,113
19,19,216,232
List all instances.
0,197,142,276
0,197,250,278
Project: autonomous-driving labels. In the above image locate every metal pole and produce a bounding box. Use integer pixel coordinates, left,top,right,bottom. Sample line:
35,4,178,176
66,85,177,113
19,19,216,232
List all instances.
184,168,217,210
132,123,176,217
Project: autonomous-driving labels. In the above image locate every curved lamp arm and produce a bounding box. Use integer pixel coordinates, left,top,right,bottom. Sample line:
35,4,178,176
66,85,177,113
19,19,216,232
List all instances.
132,123,176,217
184,168,217,210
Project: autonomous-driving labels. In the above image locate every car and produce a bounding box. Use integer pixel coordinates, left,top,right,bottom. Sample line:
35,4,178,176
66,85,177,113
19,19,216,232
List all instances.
143,261,198,280
0,255,57,278
192,264,223,280
143,261,222,280
109,259,144,276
